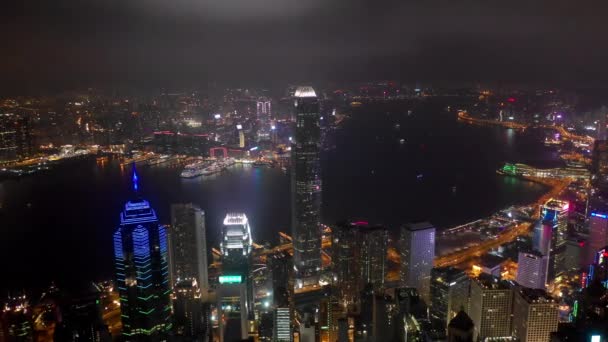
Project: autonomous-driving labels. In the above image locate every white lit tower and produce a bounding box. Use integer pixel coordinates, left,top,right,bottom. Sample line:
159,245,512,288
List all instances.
218,213,254,341
291,86,322,288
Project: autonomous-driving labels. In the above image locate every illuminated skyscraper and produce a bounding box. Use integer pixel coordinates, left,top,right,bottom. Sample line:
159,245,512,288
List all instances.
168,203,208,289
512,288,558,342
221,213,252,270
539,199,569,281
400,222,436,302
516,250,549,290
112,168,171,340
218,213,254,340
291,86,322,287
113,195,172,340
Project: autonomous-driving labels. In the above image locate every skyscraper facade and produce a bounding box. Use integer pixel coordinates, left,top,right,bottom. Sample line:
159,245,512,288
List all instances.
512,288,559,342
400,222,436,302
291,86,322,287
469,275,513,341
359,225,388,292
516,250,549,289
540,199,569,281
168,203,208,289
273,307,292,342
173,278,206,340
113,198,172,340
430,267,470,333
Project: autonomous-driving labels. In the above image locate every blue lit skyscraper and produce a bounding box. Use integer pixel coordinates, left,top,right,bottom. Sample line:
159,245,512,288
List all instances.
291,86,322,288
113,169,172,340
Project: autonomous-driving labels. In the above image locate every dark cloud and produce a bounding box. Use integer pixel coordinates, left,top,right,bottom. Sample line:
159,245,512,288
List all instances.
2,0,608,91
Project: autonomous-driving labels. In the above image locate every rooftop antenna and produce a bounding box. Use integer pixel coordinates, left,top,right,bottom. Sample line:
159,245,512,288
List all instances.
132,162,139,194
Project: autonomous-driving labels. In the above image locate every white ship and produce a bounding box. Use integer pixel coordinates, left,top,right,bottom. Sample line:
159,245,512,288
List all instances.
180,161,207,178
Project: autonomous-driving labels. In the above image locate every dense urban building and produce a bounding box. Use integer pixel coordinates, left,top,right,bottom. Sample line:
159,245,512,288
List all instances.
173,279,207,340
400,222,436,302
430,267,470,334
469,275,513,341
516,250,549,289
512,287,559,342
447,311,474,342
112,196,172,340
0,113,33,163
168,203,208,289
291,86,322,288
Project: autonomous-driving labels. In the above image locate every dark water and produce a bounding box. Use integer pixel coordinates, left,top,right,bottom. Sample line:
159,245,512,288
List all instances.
0,100,556,293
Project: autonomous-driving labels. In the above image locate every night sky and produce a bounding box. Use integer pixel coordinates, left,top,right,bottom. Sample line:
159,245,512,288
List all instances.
2,0,608,91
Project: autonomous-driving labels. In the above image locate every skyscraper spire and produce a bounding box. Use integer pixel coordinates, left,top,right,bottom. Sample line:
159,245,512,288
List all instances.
132,163,139,193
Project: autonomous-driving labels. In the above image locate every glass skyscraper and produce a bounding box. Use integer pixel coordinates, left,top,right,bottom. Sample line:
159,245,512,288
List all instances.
291,86,322,288
113,197,172,340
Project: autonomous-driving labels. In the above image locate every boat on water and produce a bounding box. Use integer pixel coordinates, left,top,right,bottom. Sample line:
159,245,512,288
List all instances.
180,161,208,178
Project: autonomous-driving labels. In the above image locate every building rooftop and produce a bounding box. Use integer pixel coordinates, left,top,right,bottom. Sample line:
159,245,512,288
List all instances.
516,287,555,303
294,86,317,98
474,273,511,290
404,222,434,232
223,212,248,225
479,254,505,268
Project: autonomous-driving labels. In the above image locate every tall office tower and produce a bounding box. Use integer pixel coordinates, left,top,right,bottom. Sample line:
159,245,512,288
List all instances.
359,225,388,291
291,86,322,288
400,222,436,303
516,250,549,289
113,196,172,340
168,203,208,289
564,238,583,272
217,275,249,342
221,213,252,271
173,279,206,340
319,296,342,342
0,113,32,163
447,311,474,342
587,212,608,265
238,130,245,148
540,199,569,281
512,287,558,342
273,307,292,342
469,275,513,341
332,223,359,307
430,267,470,333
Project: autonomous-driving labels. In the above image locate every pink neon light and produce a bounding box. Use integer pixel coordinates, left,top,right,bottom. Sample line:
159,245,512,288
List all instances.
352,221,369,226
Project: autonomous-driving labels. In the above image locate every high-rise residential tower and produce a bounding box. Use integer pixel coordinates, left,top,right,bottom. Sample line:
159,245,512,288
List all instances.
400,222,436,302
168,203,208,289
113,171,172,340
291,86,322,288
